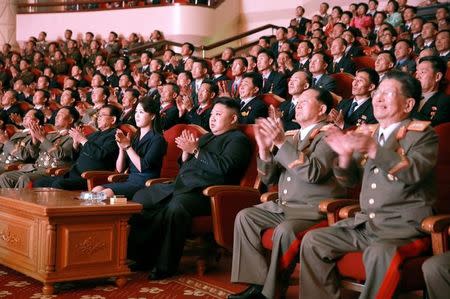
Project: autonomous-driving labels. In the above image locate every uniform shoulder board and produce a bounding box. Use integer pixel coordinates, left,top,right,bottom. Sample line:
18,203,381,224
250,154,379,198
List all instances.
355,124,379,136
319,124,334,132
285,129,299,136
309,128,321,139
406,120,431,132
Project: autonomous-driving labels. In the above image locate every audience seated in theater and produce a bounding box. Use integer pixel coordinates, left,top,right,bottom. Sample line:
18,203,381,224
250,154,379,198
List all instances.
70,65,90,88
413,56,450,126
1,90,23,126
221,47,235,67
277,70,311,131
190,59,209,106
86,73,106,104
0,106,79,188
129,97,251,279
329,67,379,129
436,6,449,31
379,27,397,54
81,86,108,127
144,72,163,102
226,57,247,99
92,98,167,199
0,109,44,174
229,87,345,299
162,49,176,73
385,0,403,28
119,88,140,126
276,51,296,78
402,6,416,32
237,72,267,124
18,59,35,85
176,70,193,99
422,21,439,51
342,29,364,58
32,89,53,123
328,37,356,75
296,40,313,71
211,59,228,83
436,30,450,61
31,51,45,72
245,55,257,73
176,42,195,74
375,50,396,81
291,5,310,35
271,27,288,58
150,58,164,74
33,104,120,190
257,50,287,98
309,52,337,93
394,39,416,74
300,71,438,299
159,83,180,130
115,73,134,104
138,51,152,76
178,79,216,131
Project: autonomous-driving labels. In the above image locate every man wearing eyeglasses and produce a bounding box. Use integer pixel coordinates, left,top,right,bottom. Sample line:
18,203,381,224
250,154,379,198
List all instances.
300,71,439,299
34,105,120,190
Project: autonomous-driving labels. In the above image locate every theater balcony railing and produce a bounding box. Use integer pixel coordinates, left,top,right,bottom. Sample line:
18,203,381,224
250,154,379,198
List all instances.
17,0,225,14
127,24,280,59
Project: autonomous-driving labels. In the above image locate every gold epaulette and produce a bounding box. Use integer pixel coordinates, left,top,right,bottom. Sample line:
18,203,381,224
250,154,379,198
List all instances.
406,120,431,132
355,124,379,136
309,128,321,140
285,129,299,136
319,123,334,132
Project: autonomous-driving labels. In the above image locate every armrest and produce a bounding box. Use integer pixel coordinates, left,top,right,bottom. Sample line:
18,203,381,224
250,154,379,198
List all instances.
319,198,359,225
81,170,117,191
338,204,361,219
4,163,22,171
108,173,129,183
205,185,261,251
260,191,278,203
421,214,450,255
145,177,174,187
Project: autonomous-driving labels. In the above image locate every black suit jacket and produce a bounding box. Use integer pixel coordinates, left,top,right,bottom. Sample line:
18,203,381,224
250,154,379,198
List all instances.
279,100,300,130
120,109,136,126
395,59,416,73
71,127,119,176
212,74,228,84
271,41,284,57
296,59,310,71
328,57,356,75
184,105,212,131
413,91,450,127
0,103,23,126
262,71,287,98
312,74,337,92
135,129,252,213
345,45,364,58
238,96,268,124
336,98,377,129
160,103,179,130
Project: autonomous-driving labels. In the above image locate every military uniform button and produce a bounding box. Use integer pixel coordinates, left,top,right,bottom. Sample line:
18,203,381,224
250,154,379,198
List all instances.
374,168,379,174
387,174,395,181
369,198,374,205
371,183,377,189
283,189,288,194
286,177,291,182
369,213,375,219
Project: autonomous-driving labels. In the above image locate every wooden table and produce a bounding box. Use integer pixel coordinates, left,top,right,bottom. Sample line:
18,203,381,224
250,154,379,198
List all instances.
0,188,142,295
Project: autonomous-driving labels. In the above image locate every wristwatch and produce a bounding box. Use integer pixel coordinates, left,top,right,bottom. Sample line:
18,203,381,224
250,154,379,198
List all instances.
193,148,199,156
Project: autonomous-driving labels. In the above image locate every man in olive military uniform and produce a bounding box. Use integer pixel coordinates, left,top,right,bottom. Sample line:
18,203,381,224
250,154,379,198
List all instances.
228,88,346,299
0,107,79,188
0,109,45,174
300,71,438,299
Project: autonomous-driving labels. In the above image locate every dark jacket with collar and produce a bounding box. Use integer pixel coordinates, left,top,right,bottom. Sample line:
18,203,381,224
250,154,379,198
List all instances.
412,91,450,127
336,98,377,129
238,96,268,124
261,71,287,98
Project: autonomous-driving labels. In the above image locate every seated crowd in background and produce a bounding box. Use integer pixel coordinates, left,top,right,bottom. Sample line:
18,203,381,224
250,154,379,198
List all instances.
0,0,449,297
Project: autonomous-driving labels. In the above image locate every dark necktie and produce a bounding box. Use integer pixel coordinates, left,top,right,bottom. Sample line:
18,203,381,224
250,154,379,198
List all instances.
240,101,245,109
288,102,295,115
347,102,358,117
379,133,385,146
263,77,268,89
312,77,317,86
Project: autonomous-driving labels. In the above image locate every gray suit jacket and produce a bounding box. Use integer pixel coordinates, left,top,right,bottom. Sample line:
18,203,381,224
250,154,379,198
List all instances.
256,122,346,220
333,119,438,239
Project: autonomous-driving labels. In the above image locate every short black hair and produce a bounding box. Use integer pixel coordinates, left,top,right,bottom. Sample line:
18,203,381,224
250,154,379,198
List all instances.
125,88,141,99
60,106,80,124
257,49,275,62
310,87,334,113
232,56,248,67
357,67,380,87
166,82,180,96
30,109,45,125
182,42,195,53
418,56,447,78
201,79,219,95
242,72,263,92
103,104,121,123
214,97,240,116
378,50,397,65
